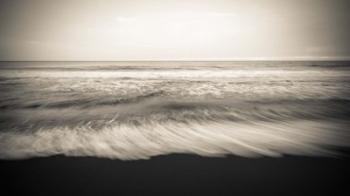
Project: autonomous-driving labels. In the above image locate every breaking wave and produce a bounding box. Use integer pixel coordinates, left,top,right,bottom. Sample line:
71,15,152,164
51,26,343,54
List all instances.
1,118,349,160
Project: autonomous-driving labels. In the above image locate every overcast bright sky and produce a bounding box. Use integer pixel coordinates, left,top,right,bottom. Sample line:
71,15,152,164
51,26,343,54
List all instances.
0,0,349,61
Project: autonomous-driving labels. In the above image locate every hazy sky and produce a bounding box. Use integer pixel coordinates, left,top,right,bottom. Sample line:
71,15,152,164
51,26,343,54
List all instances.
0,0,349,61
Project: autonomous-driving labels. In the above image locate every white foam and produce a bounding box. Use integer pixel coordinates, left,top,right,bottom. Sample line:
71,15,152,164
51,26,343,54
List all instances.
0,120,348,160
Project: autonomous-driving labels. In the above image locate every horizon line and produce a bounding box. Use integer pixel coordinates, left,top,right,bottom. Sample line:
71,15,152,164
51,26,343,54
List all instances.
2,56,350,62
1,59,350,62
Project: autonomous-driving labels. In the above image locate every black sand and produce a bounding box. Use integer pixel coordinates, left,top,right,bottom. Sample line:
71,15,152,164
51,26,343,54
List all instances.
1,153,349,196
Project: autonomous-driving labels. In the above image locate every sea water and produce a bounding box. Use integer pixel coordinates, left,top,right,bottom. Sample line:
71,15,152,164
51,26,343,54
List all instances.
0,61,349,159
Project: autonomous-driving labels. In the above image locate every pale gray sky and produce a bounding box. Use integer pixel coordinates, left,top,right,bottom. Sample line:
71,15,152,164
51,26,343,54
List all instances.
0,0,349,61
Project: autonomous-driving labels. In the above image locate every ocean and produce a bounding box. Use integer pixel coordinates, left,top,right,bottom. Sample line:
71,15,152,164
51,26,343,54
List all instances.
0,61,349,160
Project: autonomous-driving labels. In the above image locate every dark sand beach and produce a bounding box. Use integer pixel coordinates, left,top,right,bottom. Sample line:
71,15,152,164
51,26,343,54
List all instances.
1,153,349,196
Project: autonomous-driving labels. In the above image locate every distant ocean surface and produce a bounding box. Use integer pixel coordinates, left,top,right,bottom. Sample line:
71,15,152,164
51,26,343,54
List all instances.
0,61,350,160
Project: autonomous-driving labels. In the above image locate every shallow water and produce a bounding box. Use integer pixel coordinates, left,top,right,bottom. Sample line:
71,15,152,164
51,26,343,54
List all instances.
0,61,349,160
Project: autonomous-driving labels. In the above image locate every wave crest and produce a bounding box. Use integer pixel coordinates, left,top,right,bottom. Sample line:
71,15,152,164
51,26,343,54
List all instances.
1,119,349,160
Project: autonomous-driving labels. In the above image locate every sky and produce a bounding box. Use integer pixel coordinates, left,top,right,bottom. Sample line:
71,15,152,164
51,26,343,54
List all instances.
0,0,349,61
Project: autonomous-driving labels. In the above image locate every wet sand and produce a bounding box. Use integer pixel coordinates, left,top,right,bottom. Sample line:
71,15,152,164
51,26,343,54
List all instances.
1,153,349,196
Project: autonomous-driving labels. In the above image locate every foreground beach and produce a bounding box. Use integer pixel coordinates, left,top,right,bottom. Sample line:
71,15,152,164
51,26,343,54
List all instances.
1,153,349,196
